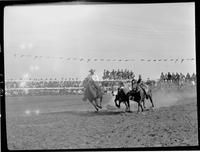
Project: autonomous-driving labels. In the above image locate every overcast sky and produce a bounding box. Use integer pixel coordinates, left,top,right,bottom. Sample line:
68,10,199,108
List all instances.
4,2,195,80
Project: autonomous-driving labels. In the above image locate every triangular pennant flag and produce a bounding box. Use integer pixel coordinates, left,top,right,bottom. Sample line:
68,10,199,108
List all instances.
181,59,184,63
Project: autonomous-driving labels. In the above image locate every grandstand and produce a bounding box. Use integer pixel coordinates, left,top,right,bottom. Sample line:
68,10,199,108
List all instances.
4,70,196,97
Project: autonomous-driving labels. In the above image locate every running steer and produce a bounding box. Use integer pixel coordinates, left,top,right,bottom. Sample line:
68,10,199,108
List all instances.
113,88,131,112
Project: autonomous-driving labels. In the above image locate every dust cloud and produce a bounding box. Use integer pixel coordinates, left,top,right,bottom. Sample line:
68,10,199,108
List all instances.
151,86,196,108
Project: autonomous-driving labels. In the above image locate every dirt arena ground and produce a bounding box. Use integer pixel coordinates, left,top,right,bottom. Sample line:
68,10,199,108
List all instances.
6,86,198,150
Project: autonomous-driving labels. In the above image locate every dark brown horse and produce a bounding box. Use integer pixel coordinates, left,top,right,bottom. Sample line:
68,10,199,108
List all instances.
130,80,154,113
82,77,104,111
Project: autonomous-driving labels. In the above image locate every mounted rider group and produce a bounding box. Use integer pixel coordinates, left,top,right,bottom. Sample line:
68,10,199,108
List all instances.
82,69,154,112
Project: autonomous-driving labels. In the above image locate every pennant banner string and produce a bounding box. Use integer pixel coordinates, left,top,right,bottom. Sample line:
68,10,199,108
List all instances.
13,54,195,63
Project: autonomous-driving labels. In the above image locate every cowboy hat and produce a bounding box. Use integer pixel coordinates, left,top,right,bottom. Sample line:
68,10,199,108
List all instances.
89,69,95,73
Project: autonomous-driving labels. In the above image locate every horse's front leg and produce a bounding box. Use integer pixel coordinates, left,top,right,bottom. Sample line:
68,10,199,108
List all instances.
124,101,128,111
94,98,102,109
99,96,103,109
140,100,144,112
115,99,121,108
127,100,131,112
89,100,99,112
114,99,119,108
93,103,99,112
143,100,146,109
137,100,144,113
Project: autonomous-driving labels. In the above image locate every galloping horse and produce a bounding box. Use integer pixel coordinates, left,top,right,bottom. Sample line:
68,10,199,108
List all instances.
130,80,154,113
82,77,104,111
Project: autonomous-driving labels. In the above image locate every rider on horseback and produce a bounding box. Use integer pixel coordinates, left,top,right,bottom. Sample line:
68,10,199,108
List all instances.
132,74,148,96
82,69,100,101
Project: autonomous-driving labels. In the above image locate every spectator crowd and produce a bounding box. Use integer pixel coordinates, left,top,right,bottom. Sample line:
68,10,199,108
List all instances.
5,79,83,96
5,79,81,89
102,69,135,80
159,72,196,83
4,70,196,97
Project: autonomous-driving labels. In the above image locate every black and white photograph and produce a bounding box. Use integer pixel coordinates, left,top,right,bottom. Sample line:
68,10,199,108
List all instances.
3,2,197,150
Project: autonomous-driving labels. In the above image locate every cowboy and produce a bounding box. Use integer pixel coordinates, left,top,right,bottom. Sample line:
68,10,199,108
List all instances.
137,74,142,84
136,74,148,96
88,69,99,82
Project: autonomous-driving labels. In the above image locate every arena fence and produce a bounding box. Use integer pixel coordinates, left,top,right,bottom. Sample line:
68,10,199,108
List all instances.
4,79,196,97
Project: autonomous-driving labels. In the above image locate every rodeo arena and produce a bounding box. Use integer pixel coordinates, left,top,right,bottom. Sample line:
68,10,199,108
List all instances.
5,66,198,149
4,3,197,150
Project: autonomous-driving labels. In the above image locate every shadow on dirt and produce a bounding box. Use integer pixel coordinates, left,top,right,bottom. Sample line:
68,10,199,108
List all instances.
42,110,126,117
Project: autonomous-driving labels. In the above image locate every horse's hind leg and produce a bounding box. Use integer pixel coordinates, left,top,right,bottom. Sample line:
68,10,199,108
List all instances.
127,100,131,112
140,100,144,112
137,101,143,113
149,95,154,107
